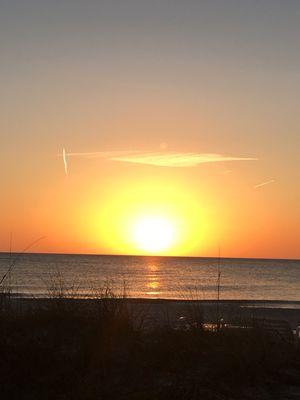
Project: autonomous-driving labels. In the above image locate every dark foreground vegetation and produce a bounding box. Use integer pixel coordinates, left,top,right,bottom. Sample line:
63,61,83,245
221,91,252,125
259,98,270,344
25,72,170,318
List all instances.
1,296,300,400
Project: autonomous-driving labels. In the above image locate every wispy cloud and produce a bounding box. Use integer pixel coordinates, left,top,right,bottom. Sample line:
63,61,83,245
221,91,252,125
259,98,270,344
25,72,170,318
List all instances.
66,151,257,168
62,148,68,177
110,152,257,167
254,179,275,189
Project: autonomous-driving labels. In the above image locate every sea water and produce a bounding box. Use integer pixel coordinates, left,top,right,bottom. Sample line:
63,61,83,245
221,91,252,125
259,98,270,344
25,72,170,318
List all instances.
0,253,299,302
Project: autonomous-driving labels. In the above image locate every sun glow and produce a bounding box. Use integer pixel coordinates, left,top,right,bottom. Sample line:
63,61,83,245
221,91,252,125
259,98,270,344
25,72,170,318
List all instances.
132,216,174,252
82,179,214,256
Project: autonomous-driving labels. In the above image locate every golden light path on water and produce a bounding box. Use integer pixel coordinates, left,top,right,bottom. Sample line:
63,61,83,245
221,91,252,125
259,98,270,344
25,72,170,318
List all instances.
146,263,160,296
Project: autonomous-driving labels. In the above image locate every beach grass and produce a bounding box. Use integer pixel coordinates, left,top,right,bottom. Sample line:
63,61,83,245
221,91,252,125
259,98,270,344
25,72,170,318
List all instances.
0,291,300,399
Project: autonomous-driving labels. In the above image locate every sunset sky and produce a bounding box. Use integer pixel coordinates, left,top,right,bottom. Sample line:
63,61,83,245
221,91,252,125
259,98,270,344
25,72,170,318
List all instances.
1,0,299,259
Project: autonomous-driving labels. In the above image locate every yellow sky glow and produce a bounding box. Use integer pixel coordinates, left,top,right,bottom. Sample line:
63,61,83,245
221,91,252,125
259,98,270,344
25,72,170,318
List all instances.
82,180,213,256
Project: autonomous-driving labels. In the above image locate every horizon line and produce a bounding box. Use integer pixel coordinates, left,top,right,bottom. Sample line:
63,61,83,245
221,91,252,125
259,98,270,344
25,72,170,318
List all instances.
0,250,299,262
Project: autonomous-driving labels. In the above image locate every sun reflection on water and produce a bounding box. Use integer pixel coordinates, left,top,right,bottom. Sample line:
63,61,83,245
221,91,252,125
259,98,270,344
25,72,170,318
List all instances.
146,263,160,296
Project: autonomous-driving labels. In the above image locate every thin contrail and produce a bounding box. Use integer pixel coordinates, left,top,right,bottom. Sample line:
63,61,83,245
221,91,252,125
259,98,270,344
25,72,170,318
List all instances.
62,148,68,176
254,179,275,189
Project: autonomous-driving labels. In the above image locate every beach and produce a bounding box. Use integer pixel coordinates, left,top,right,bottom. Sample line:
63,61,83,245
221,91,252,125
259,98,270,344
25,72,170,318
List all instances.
6,297,300,331
1,294,300,399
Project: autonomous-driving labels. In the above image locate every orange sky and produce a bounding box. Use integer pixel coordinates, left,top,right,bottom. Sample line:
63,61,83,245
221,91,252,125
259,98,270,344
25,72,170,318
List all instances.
1,1,299,259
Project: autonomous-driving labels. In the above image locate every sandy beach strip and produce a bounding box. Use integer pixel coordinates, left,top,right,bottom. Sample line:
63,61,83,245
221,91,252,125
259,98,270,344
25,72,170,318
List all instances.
5,297,300,330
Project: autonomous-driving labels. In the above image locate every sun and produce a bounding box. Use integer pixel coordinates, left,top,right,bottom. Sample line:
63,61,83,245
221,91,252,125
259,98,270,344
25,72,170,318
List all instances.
132,216,174,253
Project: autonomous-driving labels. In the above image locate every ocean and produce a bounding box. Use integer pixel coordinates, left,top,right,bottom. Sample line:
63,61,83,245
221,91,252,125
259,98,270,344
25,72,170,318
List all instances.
0,253,299,302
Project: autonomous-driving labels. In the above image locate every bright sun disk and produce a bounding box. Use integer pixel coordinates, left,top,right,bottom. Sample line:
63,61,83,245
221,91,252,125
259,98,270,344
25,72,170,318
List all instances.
132,216,174,253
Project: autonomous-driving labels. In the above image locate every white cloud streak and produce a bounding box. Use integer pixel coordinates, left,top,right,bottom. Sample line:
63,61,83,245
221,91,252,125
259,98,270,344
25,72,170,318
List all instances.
110,152,257,167
62,148,68,176
254,179,275,189
66,151,257,168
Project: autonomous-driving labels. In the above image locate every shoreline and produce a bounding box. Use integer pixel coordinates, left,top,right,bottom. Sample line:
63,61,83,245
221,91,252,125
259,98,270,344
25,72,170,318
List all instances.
6,292,300,304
